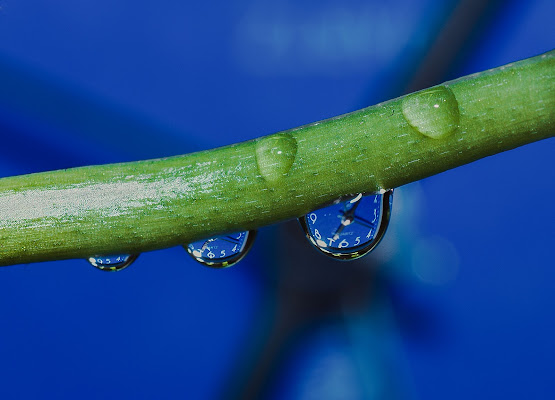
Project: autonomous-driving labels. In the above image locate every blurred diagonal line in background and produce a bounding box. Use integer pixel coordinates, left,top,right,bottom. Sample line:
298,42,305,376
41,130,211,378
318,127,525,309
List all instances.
405,0,503,93
222,0,503,399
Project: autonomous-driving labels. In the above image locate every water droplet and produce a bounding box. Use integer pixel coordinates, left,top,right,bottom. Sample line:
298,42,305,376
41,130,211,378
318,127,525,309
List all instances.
401,85,460,139
185,230,256,268
255,133,297,182
299,190,393,260
88,254,138,271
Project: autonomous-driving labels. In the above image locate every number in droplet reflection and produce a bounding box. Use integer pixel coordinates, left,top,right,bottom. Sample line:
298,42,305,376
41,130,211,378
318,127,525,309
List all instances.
88,254,139,271
185,230,256,268
299,190,393,260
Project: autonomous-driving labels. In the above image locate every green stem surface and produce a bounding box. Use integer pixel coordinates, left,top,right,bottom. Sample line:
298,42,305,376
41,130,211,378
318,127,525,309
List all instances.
1,50,553,266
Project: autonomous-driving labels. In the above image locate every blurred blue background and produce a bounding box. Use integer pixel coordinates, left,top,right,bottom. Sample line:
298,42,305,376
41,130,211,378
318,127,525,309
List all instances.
0,1,554,399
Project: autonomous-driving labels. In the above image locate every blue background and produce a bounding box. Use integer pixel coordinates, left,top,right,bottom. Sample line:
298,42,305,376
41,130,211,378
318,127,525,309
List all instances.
0,1,553,399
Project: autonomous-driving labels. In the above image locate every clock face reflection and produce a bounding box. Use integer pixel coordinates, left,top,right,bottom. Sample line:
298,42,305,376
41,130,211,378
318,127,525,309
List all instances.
299,190,393,260
88,254,138,271
185,230,256,268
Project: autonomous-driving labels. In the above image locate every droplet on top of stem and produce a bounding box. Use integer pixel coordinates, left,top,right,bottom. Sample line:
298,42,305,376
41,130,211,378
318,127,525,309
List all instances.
401,85,460,139
255,133,298,183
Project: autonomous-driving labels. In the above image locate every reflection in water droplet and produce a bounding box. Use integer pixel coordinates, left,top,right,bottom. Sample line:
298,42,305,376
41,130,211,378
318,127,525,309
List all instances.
255,133,298,182
299,190,393,260
185,230,256,268
88,254,138,271
401,85,460,139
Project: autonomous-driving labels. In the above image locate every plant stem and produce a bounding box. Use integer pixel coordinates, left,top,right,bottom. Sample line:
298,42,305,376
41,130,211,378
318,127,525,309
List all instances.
1,50,553,266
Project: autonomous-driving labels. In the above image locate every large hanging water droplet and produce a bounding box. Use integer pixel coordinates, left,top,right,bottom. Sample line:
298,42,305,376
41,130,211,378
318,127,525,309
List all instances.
401,85,460,139
88,254,138,271
255,133,298,183
299,190,393,260
185,230,256,268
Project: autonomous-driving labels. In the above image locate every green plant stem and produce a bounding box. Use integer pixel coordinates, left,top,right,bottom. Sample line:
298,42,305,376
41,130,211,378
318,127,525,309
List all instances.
1,50,553,266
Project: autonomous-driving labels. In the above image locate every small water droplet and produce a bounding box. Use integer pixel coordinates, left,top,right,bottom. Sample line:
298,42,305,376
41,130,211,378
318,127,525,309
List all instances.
88,254,138,271
299,190,393,260
401,85,460,139
185,230,256,268
255,133,297,182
